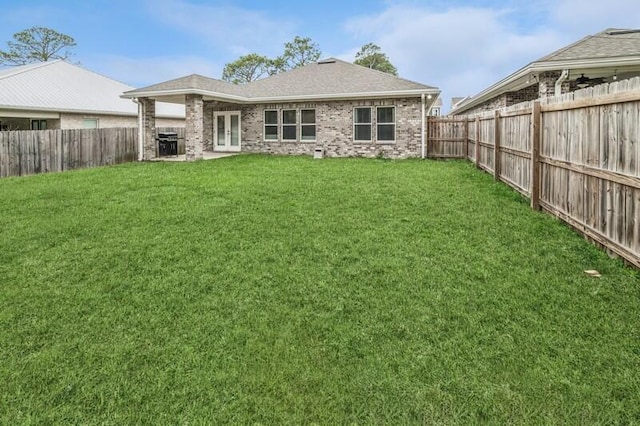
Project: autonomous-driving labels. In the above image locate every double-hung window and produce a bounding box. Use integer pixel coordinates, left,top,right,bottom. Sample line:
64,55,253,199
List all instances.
376,106,395,142
264,110,278,140
282,109,297,141
354,107,372,141
300,109,316,141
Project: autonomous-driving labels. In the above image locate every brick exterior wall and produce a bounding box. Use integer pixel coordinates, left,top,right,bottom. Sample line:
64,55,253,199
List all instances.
455,72,578,116
142,98,156,160
537,71,571,99
464,95,508,114
461,83,540,115
506,84,539,105
185,94,204,161
203,98,424,159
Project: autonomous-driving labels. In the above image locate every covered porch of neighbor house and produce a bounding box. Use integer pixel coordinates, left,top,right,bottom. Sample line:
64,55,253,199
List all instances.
137,94,244,162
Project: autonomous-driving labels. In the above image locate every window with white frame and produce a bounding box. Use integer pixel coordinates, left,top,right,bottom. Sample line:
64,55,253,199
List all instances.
354,107,372,141
376,106,395,142
282,109,297,141
264,110,278,140
300,109,316,141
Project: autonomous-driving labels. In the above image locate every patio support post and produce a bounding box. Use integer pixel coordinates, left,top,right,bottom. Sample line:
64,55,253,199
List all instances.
185,94,204,161
141,97,156,160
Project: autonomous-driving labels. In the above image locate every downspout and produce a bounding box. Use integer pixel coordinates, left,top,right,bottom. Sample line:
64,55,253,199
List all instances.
421,93,426,159
132,98,144,161
554,69,569,97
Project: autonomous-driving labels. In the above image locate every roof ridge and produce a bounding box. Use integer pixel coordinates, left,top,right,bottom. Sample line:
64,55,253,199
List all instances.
0,60,61,81
604,28,640,35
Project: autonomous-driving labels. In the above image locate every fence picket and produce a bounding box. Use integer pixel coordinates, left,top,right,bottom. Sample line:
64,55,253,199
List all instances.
0,127,143,177
429,77,640,268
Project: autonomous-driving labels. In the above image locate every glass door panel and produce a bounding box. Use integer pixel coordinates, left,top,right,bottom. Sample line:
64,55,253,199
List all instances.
213,111,241,152
216,115,225,146
230,114,239,146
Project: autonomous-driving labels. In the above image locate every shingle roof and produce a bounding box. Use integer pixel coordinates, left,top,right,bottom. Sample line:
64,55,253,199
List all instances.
450,28,640,115
133,73,245,97
240,58,436,98
123,58,438,101
0,60,184,118
538,28,640,62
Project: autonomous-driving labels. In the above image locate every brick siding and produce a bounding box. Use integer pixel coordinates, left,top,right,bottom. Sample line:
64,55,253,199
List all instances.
203,98,424,159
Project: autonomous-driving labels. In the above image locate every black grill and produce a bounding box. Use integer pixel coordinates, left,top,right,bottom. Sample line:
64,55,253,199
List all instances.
157,132,178,156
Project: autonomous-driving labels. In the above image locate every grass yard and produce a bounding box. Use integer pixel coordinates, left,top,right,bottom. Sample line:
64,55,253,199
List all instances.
1,154,639,424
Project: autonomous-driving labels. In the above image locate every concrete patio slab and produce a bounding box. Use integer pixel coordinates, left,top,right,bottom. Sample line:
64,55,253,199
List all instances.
151,152,238,162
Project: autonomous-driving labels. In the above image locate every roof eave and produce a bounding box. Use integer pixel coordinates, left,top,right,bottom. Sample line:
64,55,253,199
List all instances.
250,88,440,103
0,104,183,119
121,88,440,104
450,55,640,115
121,88,247,103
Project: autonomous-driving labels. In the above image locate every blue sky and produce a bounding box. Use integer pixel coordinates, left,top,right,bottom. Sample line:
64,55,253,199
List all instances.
1,0,639,111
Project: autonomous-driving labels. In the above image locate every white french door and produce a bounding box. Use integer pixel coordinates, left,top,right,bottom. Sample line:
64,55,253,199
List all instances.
213,111,241,152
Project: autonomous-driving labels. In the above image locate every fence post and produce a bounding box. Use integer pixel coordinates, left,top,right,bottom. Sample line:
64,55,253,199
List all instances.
464,119,469,159
475,117,480,168
424,115,429,159
494,110,501,181
530,101,541,210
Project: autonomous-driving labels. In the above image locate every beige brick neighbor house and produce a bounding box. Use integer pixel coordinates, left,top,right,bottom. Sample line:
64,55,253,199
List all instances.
122,58,440,160
0,60,184,131
450,28,640,115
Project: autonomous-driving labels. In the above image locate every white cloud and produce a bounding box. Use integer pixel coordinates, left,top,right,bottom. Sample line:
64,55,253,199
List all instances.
344,5,561,110
147,0,296,57
87,54,222,87
343,0,640,112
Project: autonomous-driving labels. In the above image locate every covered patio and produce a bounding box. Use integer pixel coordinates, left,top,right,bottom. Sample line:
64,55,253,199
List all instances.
122,74,247,162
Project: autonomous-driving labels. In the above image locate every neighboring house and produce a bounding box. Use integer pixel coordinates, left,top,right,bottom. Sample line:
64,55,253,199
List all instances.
122,58,440,160
429,96,442,116
0,60,184,131
450,97,468,111
450,28,640,115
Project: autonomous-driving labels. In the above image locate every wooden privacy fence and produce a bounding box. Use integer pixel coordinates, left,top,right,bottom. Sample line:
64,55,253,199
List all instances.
427,77,640,268
0,127,185,178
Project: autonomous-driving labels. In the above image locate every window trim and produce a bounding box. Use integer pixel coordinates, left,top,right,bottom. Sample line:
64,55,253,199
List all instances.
376,106,396,143
281,109,298,142
353,106,372,142
300,108,316,142
263,109,279,141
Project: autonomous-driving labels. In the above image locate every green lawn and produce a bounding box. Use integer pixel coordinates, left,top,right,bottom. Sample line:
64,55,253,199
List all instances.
1,155,638,424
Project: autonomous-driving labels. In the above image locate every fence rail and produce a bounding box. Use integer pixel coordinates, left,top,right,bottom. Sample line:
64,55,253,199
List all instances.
427,77,640,268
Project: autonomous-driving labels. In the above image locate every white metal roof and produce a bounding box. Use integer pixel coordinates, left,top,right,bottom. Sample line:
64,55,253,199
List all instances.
0,60,184,118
